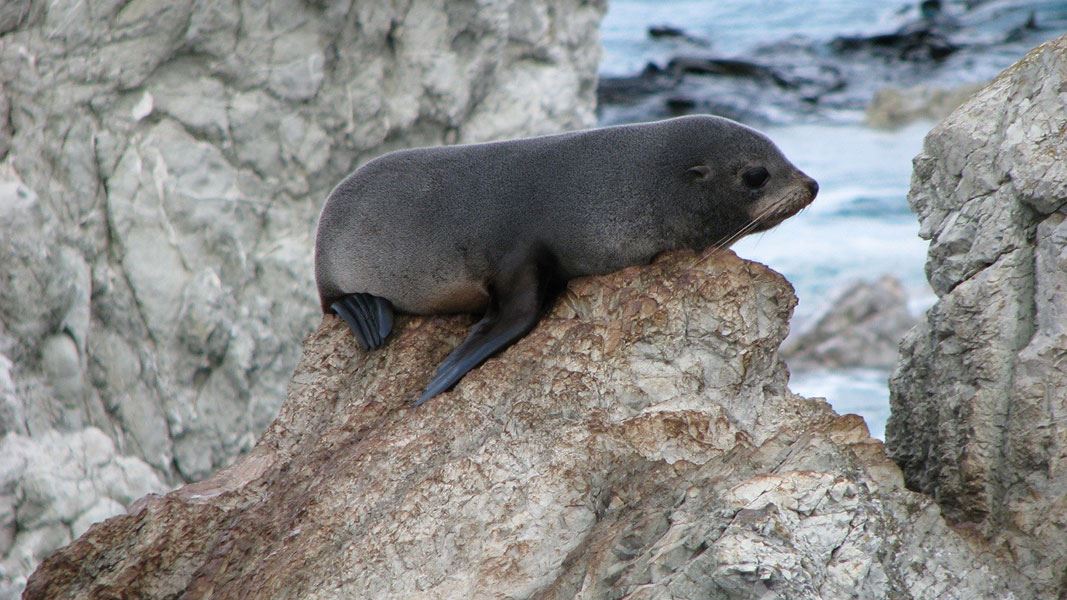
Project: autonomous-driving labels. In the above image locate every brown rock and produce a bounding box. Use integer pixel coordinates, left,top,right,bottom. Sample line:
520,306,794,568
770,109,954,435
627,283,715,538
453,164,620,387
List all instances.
25,251,1022,599
0,0,605,590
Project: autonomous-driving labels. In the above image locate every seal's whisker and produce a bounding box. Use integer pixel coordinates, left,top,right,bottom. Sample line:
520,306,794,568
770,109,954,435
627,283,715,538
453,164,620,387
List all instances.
732,190,798,244
711,182,814,257
715,210,767,251
721,200,781,248
711,195,785,252
711,217,762,252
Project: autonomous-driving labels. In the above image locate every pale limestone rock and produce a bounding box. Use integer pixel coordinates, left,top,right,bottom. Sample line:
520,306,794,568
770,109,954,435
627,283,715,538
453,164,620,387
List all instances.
24,251,1023,600
0,0,604,476
888,34,1067,598
0,354,21,438
0,428,167,596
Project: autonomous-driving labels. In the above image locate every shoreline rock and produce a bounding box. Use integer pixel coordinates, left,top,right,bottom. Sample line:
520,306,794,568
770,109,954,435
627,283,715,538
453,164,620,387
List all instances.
24,251,1025,599
597,2,1064,126
865,83,983,128
648,25,710,47
888,34,1067,598
783,275,917,372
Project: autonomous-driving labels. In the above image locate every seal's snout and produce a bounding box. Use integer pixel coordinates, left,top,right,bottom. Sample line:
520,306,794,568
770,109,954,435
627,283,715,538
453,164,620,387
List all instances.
804,177,819,198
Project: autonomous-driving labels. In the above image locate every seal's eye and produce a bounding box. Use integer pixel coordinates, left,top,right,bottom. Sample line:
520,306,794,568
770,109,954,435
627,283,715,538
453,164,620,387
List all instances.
742,166,769,189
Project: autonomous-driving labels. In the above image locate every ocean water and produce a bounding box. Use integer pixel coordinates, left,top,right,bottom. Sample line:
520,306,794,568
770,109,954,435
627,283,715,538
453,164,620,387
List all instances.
598,0,1065,438
601,0,1067,77
732,122,932,439
600,0,914,76
730,120,929,440
731,122,932,319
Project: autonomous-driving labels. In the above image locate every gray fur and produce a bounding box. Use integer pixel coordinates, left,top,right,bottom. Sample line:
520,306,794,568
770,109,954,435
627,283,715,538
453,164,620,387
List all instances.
315,115,817,315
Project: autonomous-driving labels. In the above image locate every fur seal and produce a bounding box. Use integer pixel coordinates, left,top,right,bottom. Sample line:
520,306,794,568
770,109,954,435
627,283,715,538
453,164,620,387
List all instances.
315,115,818,404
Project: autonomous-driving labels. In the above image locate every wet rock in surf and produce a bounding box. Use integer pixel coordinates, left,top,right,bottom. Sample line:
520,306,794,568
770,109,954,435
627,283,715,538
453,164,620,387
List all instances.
783,276,916,371
597,1,1065,126
648,24,710,46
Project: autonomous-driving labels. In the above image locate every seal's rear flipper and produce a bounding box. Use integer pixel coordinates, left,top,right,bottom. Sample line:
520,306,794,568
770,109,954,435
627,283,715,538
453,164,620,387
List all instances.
331,293,394,351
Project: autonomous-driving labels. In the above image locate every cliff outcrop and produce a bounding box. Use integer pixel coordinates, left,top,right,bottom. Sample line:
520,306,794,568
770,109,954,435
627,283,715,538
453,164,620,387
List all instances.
888,34,1067,597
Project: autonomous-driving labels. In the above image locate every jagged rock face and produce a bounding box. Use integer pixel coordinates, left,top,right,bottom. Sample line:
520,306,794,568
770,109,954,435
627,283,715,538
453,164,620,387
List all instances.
0,428,166,599
783,275,916,371
888,34,1067,597
0,0,604,593
25,251,1022,600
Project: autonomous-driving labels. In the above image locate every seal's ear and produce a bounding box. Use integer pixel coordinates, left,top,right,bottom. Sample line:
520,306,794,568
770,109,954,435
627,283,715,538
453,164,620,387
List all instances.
687,165,712,181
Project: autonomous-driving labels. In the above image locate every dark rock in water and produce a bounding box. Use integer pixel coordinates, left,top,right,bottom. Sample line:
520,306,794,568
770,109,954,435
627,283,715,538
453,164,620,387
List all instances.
919,0,943,20
649,24,686,38
596,63,679,106
602,55,816,108
832,26,959,61
664,96,697,112
598,0,1067,127
598,52,847,126
667,56,779,80
831,6,961,63
598,40,854,126
648,25,711,46
767,62,848,98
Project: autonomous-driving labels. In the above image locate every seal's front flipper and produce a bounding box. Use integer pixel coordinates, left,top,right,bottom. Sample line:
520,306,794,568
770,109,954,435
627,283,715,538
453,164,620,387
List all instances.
415,251,560,406
331,293,394,351
415,312,537,405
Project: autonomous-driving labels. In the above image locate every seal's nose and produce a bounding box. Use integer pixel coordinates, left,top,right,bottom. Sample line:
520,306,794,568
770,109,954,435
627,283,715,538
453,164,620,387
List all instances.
805,178,819,198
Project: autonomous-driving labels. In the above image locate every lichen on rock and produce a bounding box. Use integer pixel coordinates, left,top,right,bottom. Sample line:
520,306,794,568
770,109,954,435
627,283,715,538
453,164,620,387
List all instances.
24,250,1022,599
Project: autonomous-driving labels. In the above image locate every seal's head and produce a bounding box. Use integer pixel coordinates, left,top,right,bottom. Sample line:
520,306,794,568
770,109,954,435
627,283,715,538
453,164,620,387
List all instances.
680,116,818,245
739,161,819,234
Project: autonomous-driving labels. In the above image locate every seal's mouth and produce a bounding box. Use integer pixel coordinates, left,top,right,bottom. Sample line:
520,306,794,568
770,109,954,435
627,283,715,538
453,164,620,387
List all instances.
749,177,818,233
